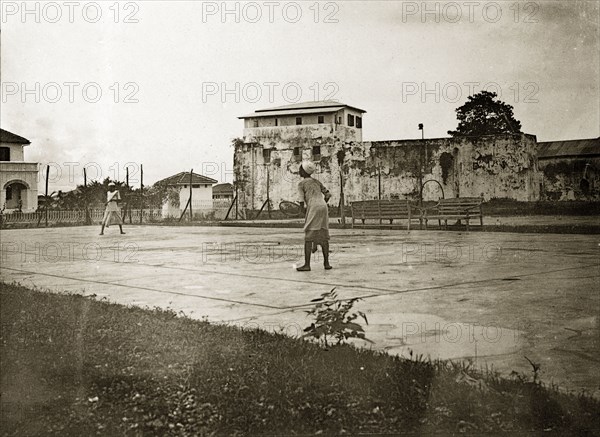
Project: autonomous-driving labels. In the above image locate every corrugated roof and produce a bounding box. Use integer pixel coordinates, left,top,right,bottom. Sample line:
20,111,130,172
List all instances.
239,106,345,119
239,100,366,119
1,129,31,144
537,137,600,158
155,172,218,186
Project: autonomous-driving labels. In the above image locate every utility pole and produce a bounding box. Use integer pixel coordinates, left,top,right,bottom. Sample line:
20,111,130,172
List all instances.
189,169,193,221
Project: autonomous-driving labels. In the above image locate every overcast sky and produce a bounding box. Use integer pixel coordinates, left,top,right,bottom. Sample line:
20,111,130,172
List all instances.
1,0,598,191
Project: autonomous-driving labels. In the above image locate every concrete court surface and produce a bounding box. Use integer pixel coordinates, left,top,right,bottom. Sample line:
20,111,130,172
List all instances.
1,225,598,396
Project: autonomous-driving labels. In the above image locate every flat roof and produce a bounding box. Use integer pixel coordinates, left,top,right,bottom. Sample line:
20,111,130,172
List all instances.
239,106,346,119
239,100,366,119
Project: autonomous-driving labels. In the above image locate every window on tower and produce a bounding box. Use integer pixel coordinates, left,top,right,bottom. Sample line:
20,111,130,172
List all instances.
312,146,321,160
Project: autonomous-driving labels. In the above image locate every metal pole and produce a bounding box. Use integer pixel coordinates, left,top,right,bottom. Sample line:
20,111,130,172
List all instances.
45,165,49,227
126,167,132,223
251,145,255,211
339,170,345,227
84,167,90,225
189,169,193,221
224,194,237,220
139,164,143,224
418,124,424,206
419,154,423,207
423,127,428,169
378,166,381,200
266,166,271,218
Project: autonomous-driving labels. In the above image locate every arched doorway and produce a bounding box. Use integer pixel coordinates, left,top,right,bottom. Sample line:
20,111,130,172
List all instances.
4,181,29,211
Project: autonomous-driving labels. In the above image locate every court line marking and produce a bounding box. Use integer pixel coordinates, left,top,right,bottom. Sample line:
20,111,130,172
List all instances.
1,262,597,312
0,267,283,310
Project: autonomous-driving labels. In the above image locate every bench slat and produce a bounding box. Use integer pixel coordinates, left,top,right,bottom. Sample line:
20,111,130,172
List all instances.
351,199,418,229
420,197,483,231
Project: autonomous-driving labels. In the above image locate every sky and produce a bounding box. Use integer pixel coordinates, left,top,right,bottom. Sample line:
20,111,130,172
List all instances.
1,0,599,191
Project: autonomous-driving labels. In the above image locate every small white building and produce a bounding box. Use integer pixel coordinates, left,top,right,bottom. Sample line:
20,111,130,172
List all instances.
0,129,39,212
212,183,234,200
156,171,218,217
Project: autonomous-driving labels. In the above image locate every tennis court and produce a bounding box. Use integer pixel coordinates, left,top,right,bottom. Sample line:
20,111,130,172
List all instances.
1,225,598,395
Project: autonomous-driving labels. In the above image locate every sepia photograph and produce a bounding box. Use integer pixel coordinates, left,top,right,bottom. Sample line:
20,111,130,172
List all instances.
1,1,599,435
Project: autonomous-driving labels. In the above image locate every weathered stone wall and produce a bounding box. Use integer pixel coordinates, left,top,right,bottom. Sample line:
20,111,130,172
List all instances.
234,132,542,211
539,157,600,200
343,134,540,203
234,125,358,210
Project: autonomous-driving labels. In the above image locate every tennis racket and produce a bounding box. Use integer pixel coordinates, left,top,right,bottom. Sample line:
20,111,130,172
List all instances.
279,200,303,218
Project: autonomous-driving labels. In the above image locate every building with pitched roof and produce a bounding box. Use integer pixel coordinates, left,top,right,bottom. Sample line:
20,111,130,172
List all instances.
155,171,218,216
212,183,234,200
0,129,39,212
537,137,600,200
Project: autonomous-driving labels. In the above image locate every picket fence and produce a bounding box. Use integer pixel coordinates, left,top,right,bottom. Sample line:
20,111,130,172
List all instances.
0,198,236,226
0,209,166,225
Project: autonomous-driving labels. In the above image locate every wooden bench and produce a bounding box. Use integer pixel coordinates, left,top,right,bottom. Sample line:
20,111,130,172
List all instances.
420,197,483,231
350,200,417,230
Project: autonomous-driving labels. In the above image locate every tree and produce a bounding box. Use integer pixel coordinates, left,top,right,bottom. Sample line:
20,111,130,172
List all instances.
53,179,139,210
448,91,522,137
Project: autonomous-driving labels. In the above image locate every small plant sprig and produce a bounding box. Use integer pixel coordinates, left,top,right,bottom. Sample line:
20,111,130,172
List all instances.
303,288,373,347
524,356,541,384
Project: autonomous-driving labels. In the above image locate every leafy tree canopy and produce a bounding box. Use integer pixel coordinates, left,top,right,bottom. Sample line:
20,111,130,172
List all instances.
44,178,168,210
448,91,522,137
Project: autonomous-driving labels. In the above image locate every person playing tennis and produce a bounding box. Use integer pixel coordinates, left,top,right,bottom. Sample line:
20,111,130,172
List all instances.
99,182,125,236
296,161,332,271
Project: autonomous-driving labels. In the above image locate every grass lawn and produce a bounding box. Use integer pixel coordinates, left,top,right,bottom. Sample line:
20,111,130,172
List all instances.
1,282,598,436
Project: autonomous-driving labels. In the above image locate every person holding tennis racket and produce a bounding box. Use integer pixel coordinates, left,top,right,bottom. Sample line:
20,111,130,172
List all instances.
296,161,332,271
99,182,125,236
